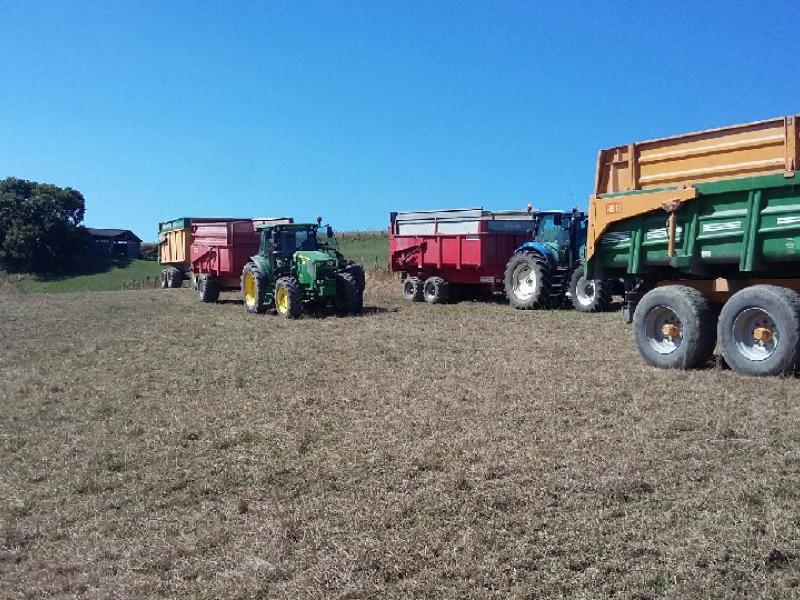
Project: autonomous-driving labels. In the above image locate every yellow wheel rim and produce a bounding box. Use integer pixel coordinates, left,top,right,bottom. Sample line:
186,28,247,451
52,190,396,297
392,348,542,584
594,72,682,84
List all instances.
243,272,256,307
276,286,289,313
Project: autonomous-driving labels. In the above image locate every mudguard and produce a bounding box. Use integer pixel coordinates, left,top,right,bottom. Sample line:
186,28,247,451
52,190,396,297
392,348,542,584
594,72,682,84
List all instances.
249,255,272,282
514,241,557,268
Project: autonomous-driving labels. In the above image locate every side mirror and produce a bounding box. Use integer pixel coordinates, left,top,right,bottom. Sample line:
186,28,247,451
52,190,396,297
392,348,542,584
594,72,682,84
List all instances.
326,225,334,238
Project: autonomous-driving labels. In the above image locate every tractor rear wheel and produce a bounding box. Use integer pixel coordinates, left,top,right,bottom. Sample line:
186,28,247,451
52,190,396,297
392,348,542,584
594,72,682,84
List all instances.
197,275,220,303
241,262,268,314
568,265,611,312
335,271,361,315
504,251,551,309
718,285,800,377
275,277,302,319
633,285,716,369
423,277,449,304
403,277,424,302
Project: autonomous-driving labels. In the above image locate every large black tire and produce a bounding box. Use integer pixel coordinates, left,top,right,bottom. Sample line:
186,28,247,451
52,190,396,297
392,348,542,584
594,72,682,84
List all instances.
423,276,449,304
403,277,424,302
568,265,611,313
335,271,361,315
344,264,366,313
633,285,716,370
160,269,170,289
504,251,551,309
168,268,183,289
718,285,800,377
241,262,268,314
274,277,302,319
197,275,220,303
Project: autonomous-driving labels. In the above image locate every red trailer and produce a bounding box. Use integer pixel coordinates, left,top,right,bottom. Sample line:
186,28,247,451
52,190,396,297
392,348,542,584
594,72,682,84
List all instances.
389,207,534,303
190,219,261,302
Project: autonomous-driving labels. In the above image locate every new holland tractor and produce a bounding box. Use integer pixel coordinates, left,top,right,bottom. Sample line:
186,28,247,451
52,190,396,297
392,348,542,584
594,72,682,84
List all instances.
240,218,365,318
504,209,613,311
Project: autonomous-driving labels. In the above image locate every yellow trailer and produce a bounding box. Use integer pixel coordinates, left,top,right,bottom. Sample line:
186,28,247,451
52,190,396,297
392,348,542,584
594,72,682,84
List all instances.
157,217,248,288
589,115,800,261
586,114,800,376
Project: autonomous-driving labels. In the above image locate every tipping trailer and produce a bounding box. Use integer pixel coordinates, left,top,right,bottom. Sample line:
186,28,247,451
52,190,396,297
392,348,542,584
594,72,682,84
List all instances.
389,208,534,303
190,219,267,302
158,217,249,288
586,114,800,376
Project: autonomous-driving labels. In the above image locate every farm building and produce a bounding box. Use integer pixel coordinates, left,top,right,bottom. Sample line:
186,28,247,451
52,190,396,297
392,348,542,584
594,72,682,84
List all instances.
87,228,142,259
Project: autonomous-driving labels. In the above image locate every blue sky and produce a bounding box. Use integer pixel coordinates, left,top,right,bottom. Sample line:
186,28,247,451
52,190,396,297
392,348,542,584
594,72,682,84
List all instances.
1,1,798,240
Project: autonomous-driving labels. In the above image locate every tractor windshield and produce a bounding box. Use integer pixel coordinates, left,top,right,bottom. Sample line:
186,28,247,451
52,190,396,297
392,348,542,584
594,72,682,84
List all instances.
275,228,319,253
536,214,570,247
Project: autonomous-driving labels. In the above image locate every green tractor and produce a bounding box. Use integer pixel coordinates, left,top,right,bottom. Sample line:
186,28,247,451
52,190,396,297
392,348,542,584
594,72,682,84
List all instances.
241,218,365,318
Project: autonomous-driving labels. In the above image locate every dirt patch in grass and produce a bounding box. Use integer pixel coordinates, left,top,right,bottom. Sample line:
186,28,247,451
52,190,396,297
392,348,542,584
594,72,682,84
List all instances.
1,285,799,598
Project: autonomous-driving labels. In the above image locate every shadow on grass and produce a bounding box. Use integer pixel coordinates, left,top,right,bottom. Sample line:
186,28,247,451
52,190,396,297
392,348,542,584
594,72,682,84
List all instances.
24,257,138,281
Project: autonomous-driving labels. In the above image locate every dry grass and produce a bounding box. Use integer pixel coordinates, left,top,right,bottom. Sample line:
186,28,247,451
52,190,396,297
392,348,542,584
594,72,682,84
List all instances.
1,282,799,598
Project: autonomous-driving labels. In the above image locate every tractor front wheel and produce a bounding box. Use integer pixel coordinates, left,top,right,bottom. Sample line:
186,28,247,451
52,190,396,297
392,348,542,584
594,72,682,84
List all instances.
568,266,611,312
335,271,361,315
197,275,220,303
241,262,268,314
275,277,302,319
344,264,366,313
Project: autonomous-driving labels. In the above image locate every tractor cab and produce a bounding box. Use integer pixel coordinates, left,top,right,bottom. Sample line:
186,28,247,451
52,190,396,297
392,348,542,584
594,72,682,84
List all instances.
525,209,587,266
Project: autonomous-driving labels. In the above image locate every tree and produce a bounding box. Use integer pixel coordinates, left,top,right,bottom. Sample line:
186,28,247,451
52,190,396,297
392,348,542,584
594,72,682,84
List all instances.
0,177,91,272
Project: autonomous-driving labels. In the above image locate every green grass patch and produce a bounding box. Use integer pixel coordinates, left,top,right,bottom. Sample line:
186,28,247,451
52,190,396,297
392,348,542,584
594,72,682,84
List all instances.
337,231,388,269
13,260,161,294
8,231,388,294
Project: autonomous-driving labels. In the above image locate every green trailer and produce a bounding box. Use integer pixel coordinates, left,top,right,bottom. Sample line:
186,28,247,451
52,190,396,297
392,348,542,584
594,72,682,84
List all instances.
587,115,800,376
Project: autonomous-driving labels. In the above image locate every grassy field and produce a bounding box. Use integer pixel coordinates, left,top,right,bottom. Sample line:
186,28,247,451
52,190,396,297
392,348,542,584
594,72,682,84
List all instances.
1,280,798,598
336,230,388,270
5,260,162,294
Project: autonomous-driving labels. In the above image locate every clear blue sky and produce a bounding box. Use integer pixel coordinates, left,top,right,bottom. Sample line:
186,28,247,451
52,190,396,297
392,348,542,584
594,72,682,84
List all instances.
1,1,798,241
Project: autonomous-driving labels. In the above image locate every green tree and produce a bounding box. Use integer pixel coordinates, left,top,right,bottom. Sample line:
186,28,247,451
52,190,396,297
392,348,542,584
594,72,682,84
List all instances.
0,177,90,272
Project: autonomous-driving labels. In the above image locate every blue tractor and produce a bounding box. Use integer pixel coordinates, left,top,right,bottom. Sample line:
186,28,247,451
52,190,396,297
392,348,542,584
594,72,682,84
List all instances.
504,209,613,312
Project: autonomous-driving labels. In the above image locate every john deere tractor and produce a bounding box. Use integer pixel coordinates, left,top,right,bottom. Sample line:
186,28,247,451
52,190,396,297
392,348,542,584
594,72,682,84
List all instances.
504,209,613,312
240,218,365,319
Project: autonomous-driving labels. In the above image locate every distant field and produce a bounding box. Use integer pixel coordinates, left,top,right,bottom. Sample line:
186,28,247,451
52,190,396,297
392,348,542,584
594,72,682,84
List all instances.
5,232,388,294
337,230,388,269
2,283,799,598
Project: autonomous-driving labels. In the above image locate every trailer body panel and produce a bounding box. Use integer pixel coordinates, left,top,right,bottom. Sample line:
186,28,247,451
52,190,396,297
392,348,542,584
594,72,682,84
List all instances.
389,208,534,288
190,220,260,289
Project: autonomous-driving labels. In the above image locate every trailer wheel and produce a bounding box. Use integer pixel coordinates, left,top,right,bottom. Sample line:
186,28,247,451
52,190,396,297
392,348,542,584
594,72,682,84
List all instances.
568,265,611,312
403,277,424,302
160,269,169,289
423,277,449,304
168,268,183,289
718,285,800,377
197,275,220,303
241,262,268,314
633,285,716,369
504,251,551,309
275,277,302,319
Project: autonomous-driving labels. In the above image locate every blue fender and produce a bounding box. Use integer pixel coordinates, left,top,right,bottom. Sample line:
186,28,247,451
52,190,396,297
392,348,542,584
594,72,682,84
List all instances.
514,241,557,268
